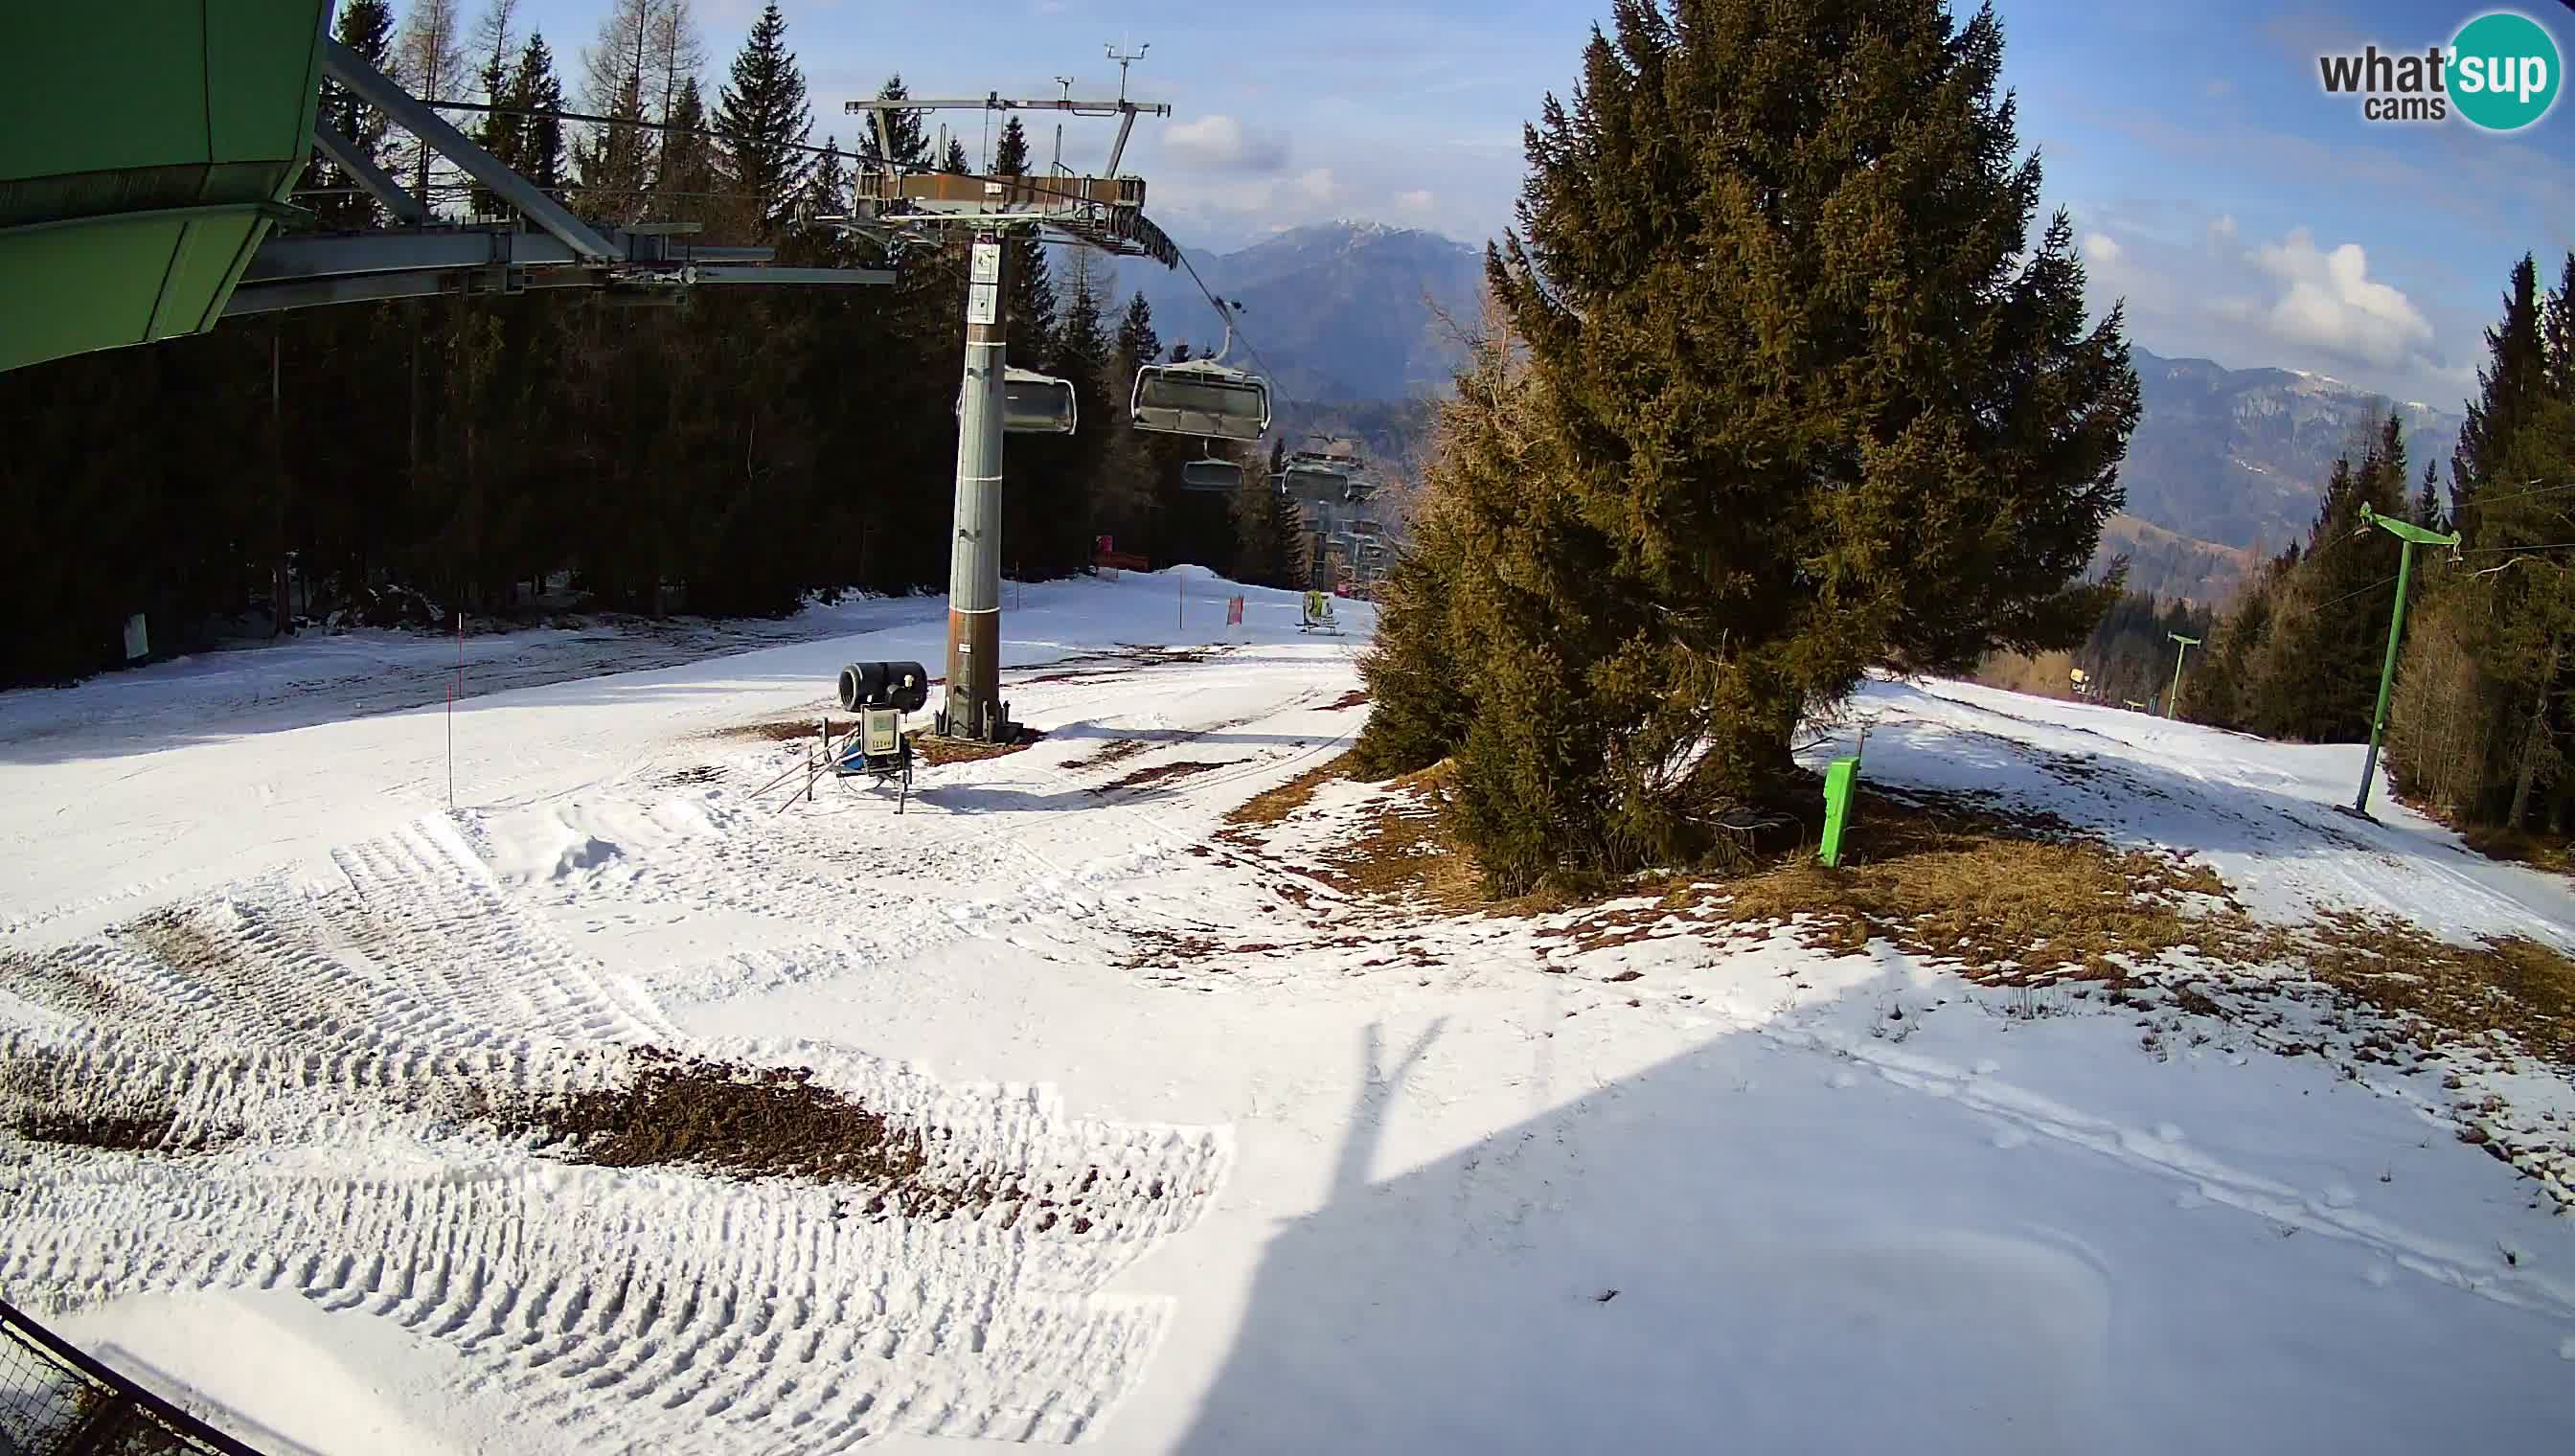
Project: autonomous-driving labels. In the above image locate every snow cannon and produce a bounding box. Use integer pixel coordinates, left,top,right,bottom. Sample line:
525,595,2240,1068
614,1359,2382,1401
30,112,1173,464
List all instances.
838,661,931,715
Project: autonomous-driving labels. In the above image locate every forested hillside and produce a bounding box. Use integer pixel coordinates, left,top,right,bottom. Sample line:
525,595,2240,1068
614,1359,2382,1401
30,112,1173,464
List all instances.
0,0,1302,686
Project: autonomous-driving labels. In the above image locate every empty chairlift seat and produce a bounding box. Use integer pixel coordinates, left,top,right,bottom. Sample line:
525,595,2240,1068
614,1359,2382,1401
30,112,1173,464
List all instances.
1279,453,1353,505
1130,361,1271,442
955,368,1078,435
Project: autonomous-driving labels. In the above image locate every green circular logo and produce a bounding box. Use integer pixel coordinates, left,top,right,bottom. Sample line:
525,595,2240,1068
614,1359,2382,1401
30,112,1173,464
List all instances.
2451,11,2561,131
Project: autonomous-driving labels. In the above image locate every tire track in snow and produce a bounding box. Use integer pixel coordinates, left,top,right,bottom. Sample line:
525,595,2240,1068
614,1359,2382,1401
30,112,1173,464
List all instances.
1,795,1232,1448
1760,1018,2575,1321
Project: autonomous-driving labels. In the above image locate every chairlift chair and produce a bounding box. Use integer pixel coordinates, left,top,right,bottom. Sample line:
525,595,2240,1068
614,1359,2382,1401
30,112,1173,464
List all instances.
1279,451,1353,505
1178,455,1242,491
956,367,1079,436
1132,298,1270,447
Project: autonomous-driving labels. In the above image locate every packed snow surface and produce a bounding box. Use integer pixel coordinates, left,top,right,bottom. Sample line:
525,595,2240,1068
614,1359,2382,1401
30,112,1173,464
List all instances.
1,569,2569,1455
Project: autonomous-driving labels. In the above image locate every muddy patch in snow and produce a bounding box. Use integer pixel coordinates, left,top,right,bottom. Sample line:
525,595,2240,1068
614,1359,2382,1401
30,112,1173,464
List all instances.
714,715,852,744
910,725,1047,766
1096,760,1228,794
8,1103,239,1157
1063,737,1153,771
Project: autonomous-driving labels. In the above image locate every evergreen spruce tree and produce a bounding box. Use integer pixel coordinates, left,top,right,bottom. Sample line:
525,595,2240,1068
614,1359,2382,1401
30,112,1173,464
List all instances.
943,139,973,174
1364,0,2138,890
712,1,812,238
991,119,1059,362
2414,459,2445,531
308,0,399,230
513,33,569,197
2455,255,2545,542
856,76,931,171
577,65,653,224
656,77,715,226
467,1,522,217
1115,293,1160,373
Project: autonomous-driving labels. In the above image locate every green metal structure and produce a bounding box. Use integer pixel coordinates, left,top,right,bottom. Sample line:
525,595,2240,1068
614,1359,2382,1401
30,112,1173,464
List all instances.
2350,505,2462,818
1,3,329,375
2164,632,2200,720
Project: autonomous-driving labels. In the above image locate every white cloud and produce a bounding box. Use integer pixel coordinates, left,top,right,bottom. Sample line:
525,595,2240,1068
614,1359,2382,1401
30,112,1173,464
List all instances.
2081,231,2122,265
2208,214,2237,244
2221,228,2434,368
1160,115,1290,173
1294,168,1338,202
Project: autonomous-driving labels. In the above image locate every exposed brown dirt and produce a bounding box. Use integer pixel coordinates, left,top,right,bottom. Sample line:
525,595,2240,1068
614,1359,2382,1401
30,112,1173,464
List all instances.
711,716,852,743
1324,690,1372,712
468,1047,1107,1222
478,1047,923,1184
911,726,1047,766
10,1107,239,1156
1096,761,1227,794
1063,738,1152,771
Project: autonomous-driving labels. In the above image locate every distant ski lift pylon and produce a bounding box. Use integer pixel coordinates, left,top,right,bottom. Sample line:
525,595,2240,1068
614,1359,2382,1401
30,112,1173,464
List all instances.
955,367,1079,435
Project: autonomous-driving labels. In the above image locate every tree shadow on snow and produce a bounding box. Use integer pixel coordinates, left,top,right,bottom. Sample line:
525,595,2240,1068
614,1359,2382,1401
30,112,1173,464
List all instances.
1167,986,2573,1456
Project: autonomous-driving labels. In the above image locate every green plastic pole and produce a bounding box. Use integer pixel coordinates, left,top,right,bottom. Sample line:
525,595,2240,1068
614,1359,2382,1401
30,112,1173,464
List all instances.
2165,633,2200,719
2352,506,2460,816
1819,759,1859,868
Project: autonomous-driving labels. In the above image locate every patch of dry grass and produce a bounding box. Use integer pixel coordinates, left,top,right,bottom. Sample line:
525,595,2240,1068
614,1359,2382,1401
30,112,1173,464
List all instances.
1222,751,1356,829
1235,770,2575,1071
2459,824,2575,880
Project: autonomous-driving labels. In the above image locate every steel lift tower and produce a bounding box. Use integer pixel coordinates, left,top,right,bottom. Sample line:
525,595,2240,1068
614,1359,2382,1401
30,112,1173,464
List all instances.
841,70,1181,743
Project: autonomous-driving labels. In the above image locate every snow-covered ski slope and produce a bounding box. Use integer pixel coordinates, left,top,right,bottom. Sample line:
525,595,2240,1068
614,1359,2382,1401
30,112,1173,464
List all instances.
1,567,2569,1456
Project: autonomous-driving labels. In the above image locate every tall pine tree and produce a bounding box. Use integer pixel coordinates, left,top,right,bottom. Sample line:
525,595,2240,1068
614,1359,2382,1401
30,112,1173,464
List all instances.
856,76,931,171
656,77,716,226
712,1,812,238
1361,0,2139,891
305,1,399,230
991,119,1058,364
513,33,568,197
2456,255,2545,542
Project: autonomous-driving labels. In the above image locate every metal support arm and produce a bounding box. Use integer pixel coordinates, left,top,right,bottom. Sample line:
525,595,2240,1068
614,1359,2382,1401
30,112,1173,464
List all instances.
309,120,429,227
322,37,618,261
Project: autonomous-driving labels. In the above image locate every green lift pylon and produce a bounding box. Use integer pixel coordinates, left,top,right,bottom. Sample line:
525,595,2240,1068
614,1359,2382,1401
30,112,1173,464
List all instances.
2165,632,2200,719
2348,505,2462,818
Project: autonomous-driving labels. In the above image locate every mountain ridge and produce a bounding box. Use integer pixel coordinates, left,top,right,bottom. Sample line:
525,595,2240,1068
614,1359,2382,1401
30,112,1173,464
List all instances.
1098,221,2470,600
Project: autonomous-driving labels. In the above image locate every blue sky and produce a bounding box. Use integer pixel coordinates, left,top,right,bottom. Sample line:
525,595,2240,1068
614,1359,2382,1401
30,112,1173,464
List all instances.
489,0,2575,410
